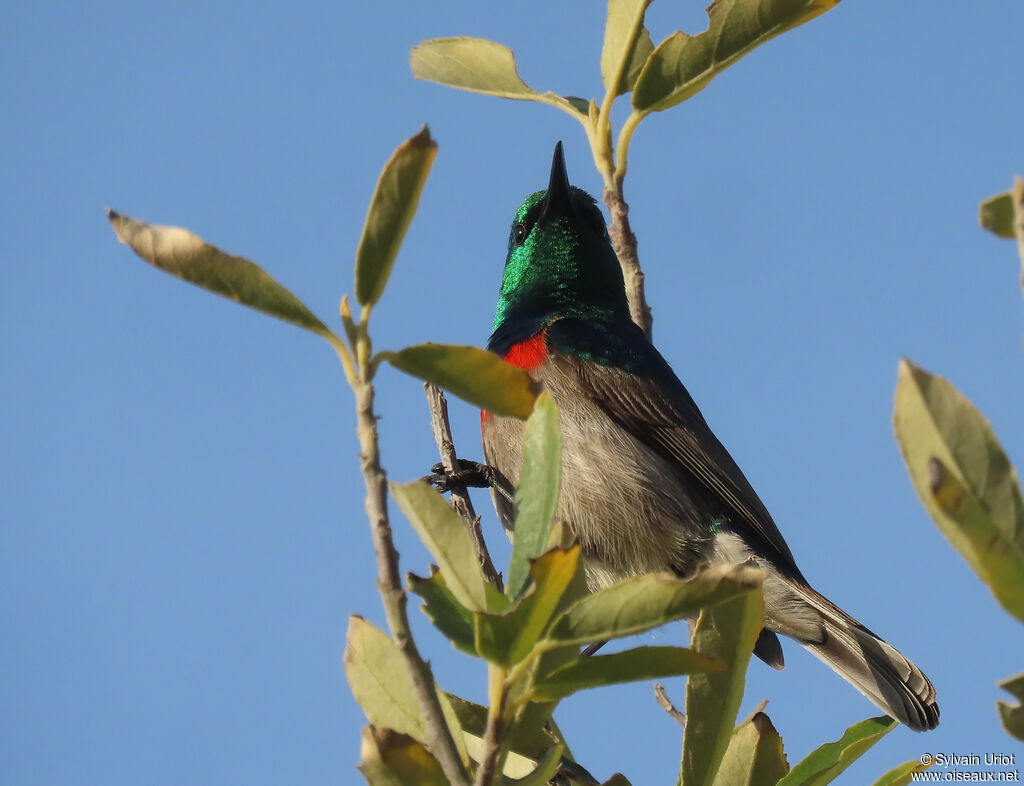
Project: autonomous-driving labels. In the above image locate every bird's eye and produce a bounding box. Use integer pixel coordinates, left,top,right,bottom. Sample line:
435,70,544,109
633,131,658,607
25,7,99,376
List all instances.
512,222,528,245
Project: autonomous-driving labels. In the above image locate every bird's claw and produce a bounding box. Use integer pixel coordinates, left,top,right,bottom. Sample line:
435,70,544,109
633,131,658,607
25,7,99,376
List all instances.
424,459,491,492
423,459,515,503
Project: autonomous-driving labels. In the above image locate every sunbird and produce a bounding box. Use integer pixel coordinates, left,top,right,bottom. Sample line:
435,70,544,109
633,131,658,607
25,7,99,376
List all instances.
475,142,938,731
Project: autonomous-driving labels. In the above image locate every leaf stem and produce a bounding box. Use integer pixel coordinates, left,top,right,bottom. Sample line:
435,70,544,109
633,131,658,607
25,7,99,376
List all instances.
324,331,357,387
357,305,374,378
596,0,652,167
353,373,470,786
614,110,645,182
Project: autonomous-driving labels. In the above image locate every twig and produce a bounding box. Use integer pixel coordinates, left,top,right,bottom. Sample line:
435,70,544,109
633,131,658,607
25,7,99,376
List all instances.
654,683,686,727
354,378,471,786
603,177,652,340
1012,174,1024,299
424,382,503,591
473,668,510,786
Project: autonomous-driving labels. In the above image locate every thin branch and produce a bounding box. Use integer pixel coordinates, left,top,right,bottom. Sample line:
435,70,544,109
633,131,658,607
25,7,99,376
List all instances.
654,683,686,727
603,176,652,339
424,383,503,591
473,668,510,786
354,377,471,786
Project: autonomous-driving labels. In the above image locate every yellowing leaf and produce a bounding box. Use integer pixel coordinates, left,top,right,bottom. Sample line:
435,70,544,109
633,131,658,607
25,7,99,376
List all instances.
344,617,469,768
355,126,438,307
870,758,934,786
380,343,537,418
928,459,1024,623
409,37,586,120
107,210,329,335
894,358,1024,624
411,37,541,100
344,617,425,741
632,0,838,113
358,726,448,786
712,711,789,786
601,0,655,96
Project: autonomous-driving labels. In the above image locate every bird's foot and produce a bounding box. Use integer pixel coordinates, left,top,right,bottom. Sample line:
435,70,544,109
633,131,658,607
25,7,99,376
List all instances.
423,459,515,503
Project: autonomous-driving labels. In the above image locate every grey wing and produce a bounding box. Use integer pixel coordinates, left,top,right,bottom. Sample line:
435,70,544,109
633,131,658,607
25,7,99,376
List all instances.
556,349,806,583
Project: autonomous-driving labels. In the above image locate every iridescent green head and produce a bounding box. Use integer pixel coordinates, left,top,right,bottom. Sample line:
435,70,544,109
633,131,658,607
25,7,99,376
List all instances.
490,143,630,345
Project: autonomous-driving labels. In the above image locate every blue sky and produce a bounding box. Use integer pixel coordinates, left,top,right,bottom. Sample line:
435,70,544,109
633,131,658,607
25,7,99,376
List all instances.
3,1,1024,784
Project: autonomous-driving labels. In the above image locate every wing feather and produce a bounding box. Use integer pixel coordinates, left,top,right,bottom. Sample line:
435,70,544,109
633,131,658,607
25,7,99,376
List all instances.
547,317,805,580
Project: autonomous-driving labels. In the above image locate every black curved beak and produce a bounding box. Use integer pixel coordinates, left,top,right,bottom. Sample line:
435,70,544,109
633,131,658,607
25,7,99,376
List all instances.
538,141,575,222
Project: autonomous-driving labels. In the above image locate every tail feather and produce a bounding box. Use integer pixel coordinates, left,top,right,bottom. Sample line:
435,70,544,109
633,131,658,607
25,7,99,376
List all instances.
787,583,939,732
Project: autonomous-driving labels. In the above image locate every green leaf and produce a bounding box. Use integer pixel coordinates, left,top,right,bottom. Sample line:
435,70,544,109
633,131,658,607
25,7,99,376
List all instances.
107,209,329,335
532,645,721,702
894,358,1024,623
358,726,448,786
508,391,563,598
546,563,765,647
632,0,838,113
997,672,1024,742
445,694,571,779
355,126,438,307
602,776,633,786
870,759,933,786
408,569,477,656
476,546,581,665
565,95,592,115
391,481,490,612
681,587,764,786
411,37,543,100
979,190,1016,239
601,0,655,96
380,343,537,419
712,711,789,786
344,617,469,767
776,717,896,786
509,744,564,786
443,697,566,781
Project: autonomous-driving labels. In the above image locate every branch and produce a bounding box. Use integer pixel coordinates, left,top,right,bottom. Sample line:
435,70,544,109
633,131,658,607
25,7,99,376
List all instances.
354,378,471,786
473,669,510,786
654,682,686,727
424,383,504,591
603,176,652,339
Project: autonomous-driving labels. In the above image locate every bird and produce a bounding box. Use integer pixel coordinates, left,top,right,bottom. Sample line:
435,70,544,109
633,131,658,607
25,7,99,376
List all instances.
475,141,938,731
